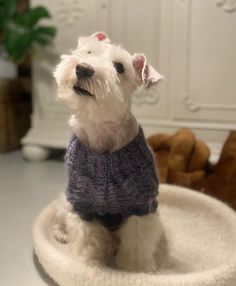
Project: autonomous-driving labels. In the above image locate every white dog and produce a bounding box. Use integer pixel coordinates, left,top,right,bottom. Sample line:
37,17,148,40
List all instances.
53,32,162,272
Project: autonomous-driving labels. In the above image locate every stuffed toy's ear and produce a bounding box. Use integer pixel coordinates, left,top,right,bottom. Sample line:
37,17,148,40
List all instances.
132,53,163,88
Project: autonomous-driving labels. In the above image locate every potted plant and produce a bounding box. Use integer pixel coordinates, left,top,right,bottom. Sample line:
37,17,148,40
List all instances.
0,0,56,152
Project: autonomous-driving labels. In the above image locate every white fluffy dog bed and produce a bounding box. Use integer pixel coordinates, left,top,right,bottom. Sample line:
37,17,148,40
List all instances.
33,184,236,286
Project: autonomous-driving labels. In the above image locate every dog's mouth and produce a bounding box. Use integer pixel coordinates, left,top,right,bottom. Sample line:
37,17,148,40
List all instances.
73,83,94,97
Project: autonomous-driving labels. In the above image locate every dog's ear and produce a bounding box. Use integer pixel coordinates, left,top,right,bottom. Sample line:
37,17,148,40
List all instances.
92,31,110,42
132,53,163,88
78,32,110,47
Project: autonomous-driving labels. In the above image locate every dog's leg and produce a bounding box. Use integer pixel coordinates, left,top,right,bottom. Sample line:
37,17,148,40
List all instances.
115,213,162,272
65,213,114,265
53,195,72,243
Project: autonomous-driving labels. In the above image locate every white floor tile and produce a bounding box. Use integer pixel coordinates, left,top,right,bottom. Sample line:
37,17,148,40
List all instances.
0,151,67,285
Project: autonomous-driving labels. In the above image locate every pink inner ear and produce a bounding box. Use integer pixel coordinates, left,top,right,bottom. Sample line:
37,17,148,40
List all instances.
133,54,146,82
95,32,107,41
133,56,145,72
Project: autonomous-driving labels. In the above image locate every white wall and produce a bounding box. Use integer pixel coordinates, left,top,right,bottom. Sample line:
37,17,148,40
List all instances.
23,0,236,161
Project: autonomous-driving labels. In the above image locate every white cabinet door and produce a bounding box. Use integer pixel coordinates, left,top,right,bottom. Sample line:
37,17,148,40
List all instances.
171,0,236,122
22,0,236,161
22,0,101,158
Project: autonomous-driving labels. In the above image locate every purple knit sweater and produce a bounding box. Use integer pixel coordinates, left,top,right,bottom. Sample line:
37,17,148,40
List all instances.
65,127,159,229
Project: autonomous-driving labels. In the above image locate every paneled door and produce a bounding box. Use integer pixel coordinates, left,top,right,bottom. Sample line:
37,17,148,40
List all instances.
22,0,236,161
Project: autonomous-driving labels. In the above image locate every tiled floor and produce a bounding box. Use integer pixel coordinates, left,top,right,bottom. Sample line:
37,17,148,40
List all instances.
0,151,67,286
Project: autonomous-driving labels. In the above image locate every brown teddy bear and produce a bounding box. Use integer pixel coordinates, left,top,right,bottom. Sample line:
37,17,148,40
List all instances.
147,129,210,190
205,131,236,209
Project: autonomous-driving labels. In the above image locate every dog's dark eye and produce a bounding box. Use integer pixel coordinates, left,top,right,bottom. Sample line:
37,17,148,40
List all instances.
114,62,124,74
87,51,91,54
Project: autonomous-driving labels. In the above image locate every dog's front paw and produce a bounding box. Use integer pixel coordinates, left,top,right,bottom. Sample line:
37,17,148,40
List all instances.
53,223,68,243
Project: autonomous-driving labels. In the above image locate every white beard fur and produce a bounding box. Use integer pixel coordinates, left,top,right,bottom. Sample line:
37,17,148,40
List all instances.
53,31,163,272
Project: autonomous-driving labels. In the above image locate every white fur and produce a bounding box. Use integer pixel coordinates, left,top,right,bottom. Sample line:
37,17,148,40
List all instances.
55,197,162,272
115,213,162,272
34,185,236,286
53,32,162,272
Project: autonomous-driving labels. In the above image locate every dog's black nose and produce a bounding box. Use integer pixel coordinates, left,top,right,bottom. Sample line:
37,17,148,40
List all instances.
75,64,94,78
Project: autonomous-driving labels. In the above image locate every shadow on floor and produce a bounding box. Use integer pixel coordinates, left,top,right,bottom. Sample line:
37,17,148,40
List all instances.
33,252,59,286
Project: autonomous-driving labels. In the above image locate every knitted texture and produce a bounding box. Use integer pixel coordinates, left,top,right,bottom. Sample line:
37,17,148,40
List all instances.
65,127,159,221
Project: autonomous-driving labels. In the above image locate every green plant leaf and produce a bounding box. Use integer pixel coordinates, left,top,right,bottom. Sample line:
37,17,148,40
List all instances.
35,26,56,37
14,6,51,27
4,21,32,61
1,3,56,62
4,22,56,61
0,0,18,19
32,26,56,45
0,0,17,28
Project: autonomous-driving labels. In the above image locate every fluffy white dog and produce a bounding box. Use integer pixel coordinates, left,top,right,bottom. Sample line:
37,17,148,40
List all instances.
53,32,163,272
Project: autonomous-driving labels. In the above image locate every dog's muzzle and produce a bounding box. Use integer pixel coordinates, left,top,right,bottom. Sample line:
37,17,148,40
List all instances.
73,64,94,96
76,64,94,79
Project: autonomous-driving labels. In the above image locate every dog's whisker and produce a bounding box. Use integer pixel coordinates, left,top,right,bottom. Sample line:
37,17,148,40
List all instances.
105,80,110,93
97,79,102,88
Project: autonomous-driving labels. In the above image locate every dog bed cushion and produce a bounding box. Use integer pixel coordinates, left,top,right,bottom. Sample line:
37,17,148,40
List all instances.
33,184,236,286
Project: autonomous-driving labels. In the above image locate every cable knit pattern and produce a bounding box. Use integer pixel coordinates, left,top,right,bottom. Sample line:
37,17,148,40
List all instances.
65,127,159,221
